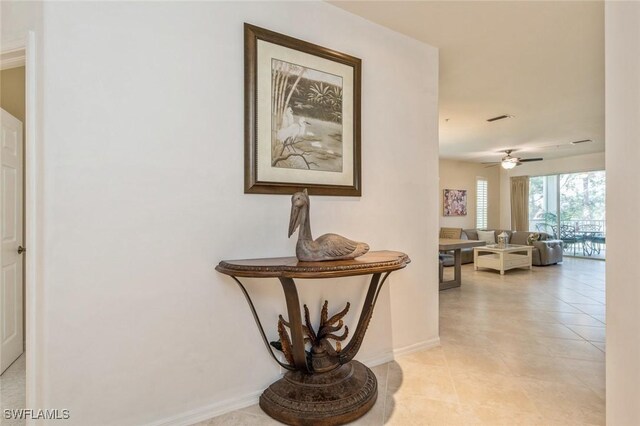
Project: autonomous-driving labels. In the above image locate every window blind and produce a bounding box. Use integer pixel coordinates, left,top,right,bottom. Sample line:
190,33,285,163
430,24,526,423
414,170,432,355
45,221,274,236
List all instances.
476,178,488,229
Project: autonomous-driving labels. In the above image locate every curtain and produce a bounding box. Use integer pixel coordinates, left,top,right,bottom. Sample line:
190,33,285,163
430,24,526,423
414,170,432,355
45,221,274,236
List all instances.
510,176,529,231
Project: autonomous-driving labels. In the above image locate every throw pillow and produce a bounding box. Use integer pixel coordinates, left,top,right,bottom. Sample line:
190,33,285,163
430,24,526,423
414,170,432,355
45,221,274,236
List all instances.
477,230,495,245
527,233,541,245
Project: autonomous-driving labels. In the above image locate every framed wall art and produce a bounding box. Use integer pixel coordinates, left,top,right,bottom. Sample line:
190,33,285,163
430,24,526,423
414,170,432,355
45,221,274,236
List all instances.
443,189,467,216
244,23,362,196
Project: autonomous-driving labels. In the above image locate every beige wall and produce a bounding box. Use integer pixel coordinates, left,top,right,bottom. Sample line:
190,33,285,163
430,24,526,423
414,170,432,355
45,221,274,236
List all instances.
439,159,501,230
605,1,640,424
0,66,25,123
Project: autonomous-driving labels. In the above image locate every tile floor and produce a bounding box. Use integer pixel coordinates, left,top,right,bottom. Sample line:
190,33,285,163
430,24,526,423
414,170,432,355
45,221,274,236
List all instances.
198,257,605,425
0,354,26,426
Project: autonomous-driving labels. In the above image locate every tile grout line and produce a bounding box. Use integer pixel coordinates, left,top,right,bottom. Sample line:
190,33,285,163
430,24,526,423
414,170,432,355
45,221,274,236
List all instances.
379,362,389,425
440,345,464,410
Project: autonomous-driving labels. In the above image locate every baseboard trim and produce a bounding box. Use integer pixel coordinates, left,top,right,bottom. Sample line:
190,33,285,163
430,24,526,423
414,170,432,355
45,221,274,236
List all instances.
358,350,395,368
392,337,441,358
150,337,441,426
148,390,262,426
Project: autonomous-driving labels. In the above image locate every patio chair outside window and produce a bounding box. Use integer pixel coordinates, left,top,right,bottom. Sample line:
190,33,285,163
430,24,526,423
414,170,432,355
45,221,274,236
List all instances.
560,224,580,256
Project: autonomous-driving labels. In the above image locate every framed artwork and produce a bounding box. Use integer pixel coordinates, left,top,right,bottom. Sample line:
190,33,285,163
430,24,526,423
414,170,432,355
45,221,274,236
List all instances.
244,23,362,196
443,189,467,216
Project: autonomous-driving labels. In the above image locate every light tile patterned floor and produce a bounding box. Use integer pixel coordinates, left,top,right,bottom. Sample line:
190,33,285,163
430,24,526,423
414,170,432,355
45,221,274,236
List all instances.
0,354,26,426
197,257,605,425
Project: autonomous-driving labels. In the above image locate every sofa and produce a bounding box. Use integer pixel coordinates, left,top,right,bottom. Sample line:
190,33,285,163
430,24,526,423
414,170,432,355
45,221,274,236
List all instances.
458,229,563,266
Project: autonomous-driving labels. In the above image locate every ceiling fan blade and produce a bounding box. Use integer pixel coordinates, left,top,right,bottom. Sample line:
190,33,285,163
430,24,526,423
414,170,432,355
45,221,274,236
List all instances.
481,162,500,164
519,158,543,162
484,164,499,168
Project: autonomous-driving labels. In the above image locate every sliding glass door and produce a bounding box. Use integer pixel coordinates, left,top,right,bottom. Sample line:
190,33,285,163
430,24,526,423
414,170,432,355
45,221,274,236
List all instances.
529,171,606,259
529,175,559,236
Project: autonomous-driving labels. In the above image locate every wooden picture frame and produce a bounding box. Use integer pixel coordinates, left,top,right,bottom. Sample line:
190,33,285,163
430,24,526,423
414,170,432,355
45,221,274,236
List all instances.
244,23,362,196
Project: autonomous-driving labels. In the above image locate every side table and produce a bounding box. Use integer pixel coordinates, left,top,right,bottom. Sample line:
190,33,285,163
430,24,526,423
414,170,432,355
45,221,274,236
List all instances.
215,250,410,426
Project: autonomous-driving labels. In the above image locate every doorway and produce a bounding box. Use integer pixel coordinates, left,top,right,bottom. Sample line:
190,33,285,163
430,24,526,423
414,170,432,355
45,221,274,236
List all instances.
0,50,26,417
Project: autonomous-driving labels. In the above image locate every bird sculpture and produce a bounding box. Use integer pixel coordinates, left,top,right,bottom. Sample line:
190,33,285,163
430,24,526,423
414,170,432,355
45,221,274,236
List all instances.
288,189,370,262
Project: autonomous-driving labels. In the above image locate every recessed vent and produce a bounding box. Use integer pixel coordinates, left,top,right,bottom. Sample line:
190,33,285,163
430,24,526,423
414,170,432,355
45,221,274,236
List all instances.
570,139,592,145
486,114,513,122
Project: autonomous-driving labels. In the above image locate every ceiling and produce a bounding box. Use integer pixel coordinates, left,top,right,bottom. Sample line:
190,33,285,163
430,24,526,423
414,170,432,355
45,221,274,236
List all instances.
330,1,605,162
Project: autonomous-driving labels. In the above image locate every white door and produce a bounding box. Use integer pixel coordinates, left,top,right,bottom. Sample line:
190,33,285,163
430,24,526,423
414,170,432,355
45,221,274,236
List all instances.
0,109,24,374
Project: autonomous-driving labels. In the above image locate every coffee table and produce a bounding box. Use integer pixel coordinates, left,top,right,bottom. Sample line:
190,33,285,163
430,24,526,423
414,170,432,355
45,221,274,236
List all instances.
474,244,533,275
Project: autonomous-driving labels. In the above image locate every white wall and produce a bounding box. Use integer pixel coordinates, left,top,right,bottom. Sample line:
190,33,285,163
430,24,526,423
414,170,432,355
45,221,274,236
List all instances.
9,2,440,425
0,0,42,50
605,2,640,424
1,0,46,409
439,159,500,230
499,152,605,229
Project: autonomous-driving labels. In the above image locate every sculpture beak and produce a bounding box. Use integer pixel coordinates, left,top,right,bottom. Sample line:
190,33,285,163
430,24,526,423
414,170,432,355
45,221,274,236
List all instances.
288,204,301,238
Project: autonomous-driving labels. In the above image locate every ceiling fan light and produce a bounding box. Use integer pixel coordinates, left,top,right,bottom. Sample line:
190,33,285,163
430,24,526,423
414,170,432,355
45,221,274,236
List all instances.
501,160,517,170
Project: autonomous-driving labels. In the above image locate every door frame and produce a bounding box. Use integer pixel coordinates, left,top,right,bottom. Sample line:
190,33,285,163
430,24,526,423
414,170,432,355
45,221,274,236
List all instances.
1,31,41,413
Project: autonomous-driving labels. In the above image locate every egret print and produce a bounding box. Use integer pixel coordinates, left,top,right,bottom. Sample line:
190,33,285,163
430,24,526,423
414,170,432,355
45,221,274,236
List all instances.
271,59,343,172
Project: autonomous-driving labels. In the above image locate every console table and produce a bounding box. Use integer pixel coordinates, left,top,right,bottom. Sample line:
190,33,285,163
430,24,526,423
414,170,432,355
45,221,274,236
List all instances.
215,251,410,426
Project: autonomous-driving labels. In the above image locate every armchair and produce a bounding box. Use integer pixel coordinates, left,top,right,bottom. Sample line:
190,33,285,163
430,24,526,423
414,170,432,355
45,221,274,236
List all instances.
510,231,563,266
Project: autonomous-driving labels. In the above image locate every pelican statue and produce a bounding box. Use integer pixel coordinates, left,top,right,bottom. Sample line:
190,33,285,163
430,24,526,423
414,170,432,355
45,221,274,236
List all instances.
288,189,370,262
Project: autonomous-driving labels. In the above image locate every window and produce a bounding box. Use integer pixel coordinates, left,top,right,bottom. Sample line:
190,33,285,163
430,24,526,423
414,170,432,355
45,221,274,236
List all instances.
476,178,488,229
528,171,606,259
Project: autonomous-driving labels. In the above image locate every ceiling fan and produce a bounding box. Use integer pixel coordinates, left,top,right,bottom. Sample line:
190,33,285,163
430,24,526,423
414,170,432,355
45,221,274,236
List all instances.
483,150,543,170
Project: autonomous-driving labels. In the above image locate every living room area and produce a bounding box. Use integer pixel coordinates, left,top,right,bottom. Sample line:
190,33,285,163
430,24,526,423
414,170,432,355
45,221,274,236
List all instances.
436,138,607,424
439,151,606,270
431,0,607,420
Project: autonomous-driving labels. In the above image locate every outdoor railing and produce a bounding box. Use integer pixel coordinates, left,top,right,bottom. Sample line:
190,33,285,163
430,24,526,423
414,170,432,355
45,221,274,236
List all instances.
529,219,606,258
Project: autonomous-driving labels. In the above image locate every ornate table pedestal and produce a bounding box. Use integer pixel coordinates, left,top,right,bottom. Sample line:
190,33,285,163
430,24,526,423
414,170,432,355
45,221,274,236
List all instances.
216,251,410,426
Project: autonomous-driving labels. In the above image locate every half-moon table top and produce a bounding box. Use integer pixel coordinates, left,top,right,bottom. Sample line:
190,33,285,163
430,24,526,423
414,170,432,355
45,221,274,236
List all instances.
215,250,410,279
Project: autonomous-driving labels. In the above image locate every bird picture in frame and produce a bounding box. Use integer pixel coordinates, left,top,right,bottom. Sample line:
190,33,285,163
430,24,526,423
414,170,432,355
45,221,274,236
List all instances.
271,60,344,173
244,23,362,196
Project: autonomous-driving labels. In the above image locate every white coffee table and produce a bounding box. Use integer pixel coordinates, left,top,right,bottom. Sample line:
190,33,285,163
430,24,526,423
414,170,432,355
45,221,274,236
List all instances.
474,244,533,275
